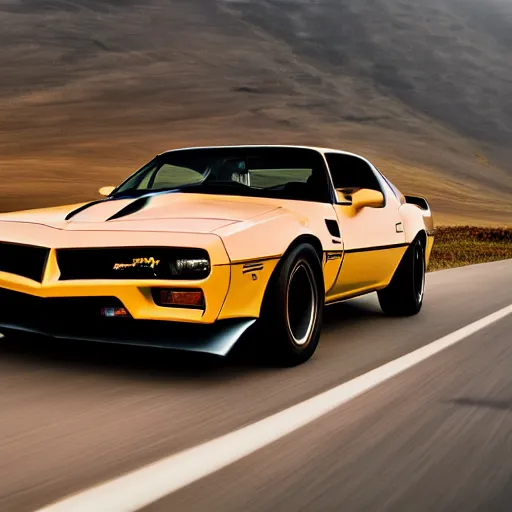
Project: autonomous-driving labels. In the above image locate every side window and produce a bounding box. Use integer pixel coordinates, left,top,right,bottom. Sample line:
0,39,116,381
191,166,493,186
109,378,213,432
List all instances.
325,153,382,192
377,169,404,202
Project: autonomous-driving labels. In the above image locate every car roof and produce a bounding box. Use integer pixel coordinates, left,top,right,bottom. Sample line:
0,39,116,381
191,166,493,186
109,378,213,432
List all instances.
159,144,364,159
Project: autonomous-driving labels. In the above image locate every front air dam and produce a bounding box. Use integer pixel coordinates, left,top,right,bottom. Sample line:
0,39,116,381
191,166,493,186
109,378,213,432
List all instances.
0,318,257,357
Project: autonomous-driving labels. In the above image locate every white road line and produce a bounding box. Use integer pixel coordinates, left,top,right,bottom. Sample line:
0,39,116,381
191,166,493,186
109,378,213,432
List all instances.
36,303,512,512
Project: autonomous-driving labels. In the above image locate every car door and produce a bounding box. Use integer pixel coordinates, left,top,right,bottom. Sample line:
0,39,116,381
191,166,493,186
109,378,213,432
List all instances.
324,152,407,301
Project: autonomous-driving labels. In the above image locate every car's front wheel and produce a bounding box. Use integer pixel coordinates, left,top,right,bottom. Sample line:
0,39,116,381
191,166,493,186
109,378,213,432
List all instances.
258,243,324,367
377,237,425,316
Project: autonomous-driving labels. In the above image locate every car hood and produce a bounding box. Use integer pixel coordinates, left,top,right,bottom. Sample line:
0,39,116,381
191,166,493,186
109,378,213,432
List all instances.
0,193,282,234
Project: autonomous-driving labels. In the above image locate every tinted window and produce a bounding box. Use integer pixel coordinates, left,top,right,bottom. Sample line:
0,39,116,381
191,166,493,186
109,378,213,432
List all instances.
151,164,203,189
249,168,312,188
325,153,382,192
113,147,331,202
377,170,404,201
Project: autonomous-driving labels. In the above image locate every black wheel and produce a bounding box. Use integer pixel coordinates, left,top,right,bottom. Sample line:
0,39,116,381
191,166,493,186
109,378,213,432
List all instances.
377,238,425,316
258,243,324,367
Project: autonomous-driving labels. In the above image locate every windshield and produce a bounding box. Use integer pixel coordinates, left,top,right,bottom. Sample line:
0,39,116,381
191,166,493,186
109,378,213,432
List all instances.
112,147,331,203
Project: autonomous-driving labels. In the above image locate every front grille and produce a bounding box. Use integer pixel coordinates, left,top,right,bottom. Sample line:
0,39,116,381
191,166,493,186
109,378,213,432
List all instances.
0,288,126,332
56,247,210,281
0,242,50,282
0,288,235,346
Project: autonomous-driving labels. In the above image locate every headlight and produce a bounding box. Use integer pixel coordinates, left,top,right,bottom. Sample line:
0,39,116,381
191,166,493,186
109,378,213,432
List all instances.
169,258,210,277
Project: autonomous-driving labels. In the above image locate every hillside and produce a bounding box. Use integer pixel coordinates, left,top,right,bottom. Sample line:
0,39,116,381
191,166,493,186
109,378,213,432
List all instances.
0,0,511,224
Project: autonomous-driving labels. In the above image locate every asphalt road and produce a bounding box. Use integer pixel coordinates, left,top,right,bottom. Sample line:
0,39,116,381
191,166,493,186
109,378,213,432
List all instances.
0,259,511,512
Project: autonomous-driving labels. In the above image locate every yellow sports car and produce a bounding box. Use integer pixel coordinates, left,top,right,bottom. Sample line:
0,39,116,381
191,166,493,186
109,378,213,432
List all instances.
0,146,435,365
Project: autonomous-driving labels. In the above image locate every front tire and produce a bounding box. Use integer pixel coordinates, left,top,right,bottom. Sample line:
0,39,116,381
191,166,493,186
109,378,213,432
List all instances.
377,238,425,316
258,243,324,367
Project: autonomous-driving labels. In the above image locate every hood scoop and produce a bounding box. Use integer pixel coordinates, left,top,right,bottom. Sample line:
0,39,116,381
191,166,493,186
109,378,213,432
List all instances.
106,197,151,221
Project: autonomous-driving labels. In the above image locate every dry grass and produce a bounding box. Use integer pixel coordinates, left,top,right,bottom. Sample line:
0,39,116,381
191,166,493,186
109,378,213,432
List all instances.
429,227,512,272
0,0,512,225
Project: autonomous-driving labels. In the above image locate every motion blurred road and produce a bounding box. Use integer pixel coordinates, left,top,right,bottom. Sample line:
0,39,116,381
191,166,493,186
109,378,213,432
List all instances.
0,259,511,511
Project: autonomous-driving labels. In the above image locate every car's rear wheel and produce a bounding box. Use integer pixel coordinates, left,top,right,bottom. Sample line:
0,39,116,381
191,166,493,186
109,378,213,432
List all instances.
258,243,324,367
377,237,425,316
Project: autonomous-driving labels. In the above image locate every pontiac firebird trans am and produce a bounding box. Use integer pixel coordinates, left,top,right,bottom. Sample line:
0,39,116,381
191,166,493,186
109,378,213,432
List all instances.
0,146,435,366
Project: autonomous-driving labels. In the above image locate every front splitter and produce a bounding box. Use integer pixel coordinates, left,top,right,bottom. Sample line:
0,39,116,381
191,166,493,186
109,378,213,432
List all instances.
0,318,257,357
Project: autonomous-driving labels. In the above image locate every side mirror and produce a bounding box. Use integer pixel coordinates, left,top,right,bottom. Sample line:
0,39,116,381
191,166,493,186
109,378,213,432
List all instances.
99,186,115,197
335,189,353,205
351,188,385,210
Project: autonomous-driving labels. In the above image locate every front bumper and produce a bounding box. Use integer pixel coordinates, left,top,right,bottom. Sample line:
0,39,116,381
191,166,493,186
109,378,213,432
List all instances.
0,222,232,324
0,288,256,356
0,222,279,352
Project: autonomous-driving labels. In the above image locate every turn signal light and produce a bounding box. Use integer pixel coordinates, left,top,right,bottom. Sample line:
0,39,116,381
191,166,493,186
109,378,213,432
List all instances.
156,289,205,308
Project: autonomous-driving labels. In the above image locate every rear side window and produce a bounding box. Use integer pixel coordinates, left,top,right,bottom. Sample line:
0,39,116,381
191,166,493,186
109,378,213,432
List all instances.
377,170,404,202
325,153,382,192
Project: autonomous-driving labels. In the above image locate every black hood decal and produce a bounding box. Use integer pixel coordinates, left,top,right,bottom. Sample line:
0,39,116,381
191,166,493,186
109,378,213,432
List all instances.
65,199,109,221
106,196,151,221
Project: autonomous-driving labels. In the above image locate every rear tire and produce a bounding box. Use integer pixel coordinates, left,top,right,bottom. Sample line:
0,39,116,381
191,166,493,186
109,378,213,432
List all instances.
377,238,425,316
258,243,324,367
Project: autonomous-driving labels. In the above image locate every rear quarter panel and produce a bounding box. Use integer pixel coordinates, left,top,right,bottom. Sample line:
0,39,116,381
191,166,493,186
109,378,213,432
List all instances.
399,197,435,267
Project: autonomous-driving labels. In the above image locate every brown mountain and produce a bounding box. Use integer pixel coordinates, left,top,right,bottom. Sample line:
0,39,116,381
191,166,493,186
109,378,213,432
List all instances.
1,0,511,224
